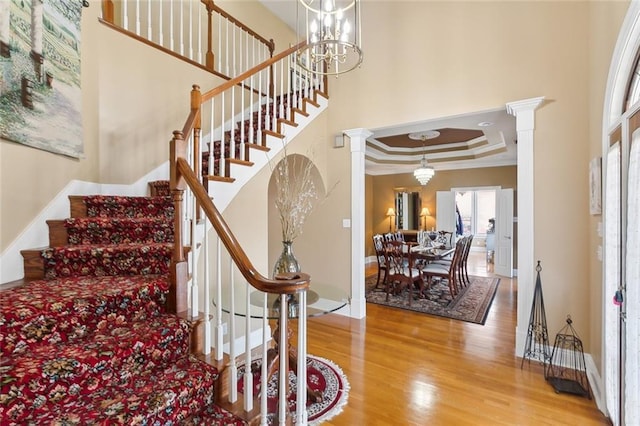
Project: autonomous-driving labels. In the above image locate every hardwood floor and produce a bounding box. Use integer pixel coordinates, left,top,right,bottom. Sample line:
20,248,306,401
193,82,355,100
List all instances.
304,251,610,425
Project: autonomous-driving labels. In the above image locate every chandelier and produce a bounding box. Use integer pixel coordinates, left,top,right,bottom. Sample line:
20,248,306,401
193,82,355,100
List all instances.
296,0,363,76
409,131,438,185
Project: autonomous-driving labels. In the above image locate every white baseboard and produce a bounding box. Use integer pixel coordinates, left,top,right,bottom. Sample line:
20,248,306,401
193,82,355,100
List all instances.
585,353,608,418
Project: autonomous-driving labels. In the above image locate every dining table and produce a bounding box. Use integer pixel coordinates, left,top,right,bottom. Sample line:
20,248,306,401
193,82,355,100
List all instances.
408,242,456,263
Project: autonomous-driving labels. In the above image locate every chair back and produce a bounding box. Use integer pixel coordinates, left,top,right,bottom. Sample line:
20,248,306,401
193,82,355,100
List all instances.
436,230,454,248
384,240,415,276
373,234,386,266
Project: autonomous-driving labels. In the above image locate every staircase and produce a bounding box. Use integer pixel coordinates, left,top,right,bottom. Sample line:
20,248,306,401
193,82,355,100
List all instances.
1,193,244,424
1,1,327,423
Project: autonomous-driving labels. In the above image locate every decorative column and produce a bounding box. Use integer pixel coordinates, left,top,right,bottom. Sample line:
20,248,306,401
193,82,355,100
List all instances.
506,96,545,357
345,127,372,319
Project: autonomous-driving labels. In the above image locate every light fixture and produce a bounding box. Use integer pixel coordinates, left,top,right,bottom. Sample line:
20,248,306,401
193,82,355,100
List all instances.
296,0,363,76
409,131,438,186
386,207,395,232
420,207,431,230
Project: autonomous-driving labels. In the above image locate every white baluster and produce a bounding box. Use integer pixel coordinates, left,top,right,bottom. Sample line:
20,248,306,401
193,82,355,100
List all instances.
220,91,225,177
243,280,253,411
230,88,235,162
169,0,174,51
278,294,288,425
197,2,202,64
179,0,184,56
188,0,193,60
146,0,151,40
229,261,238,403
214,238,224,361
135,0,140,35
258,68,263,145
209,98,215,177
296,291,307,425
190,173,198,318
260,292,269,425
203,219,211,354
123,0,129,30
158,1,163,46
218,15,222,72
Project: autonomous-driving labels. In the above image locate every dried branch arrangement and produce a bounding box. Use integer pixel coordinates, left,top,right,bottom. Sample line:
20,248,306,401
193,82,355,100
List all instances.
273,152,318,242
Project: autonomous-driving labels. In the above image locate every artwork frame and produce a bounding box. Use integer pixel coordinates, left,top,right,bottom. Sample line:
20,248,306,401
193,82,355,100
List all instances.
589,156,602,215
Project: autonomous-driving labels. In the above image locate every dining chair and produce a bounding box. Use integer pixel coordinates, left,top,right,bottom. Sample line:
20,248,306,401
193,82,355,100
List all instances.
421,237,466,298
383,240,425,305
461,234,474,286
372,234,388,289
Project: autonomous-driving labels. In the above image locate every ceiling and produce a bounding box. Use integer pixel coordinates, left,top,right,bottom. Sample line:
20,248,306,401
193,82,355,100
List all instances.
259,1,518,175
366,108,517,176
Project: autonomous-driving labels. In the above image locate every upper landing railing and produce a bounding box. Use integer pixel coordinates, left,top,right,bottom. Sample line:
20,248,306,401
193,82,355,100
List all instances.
101,0,275,80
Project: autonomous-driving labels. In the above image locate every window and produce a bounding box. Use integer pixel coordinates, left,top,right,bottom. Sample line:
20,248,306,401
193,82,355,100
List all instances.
455,189,496,236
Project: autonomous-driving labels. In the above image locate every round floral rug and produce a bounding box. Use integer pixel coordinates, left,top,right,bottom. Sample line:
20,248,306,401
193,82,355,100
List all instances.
237,354,349,425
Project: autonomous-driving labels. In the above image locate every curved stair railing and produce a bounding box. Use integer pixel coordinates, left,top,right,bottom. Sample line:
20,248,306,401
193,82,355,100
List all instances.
169,42,328,424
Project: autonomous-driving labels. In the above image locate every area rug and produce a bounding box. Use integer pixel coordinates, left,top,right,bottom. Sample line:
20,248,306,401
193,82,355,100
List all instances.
366,275,500,325
237,354,349,425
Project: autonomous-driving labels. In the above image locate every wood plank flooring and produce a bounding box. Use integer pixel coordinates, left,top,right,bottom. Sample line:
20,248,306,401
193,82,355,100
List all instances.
304,251,610,425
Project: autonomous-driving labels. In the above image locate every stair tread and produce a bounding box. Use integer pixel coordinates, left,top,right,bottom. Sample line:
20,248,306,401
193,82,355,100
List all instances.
0,274,169,356
3,354,235,425
2,313,194,421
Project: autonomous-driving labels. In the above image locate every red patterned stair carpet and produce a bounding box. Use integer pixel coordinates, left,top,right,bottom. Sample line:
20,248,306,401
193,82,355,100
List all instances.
0,195,245,425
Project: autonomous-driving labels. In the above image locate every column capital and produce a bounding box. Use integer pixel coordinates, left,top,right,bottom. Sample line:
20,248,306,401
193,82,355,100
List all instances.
506,97,545,132
344,128,373,153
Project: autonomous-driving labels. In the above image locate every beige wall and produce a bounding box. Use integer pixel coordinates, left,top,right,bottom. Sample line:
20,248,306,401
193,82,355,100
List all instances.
367,166,517,257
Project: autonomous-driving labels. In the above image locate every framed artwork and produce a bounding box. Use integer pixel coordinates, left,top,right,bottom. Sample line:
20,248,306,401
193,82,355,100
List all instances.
589,156,602,215
0,0,84,158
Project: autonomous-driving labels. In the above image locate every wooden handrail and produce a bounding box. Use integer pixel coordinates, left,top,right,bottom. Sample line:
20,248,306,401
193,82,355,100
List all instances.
171,135,311,295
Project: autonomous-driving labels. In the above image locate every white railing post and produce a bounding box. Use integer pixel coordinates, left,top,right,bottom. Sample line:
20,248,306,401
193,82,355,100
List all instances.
260,293,269,425
135,0,141,35
296,291,307,425
278,295,288,425
123,0,129,30
158,1,164,46
146,0,151,40
190,187,198,318
243,281,253,411
169,0,174,52
228,261,238,403
214,238,224,361
203,221,211,354
179,0,184,56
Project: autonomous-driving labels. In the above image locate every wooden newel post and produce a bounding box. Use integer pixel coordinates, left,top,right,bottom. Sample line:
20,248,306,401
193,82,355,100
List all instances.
169,131,188,314
204,1,215,71
102,0,114,24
